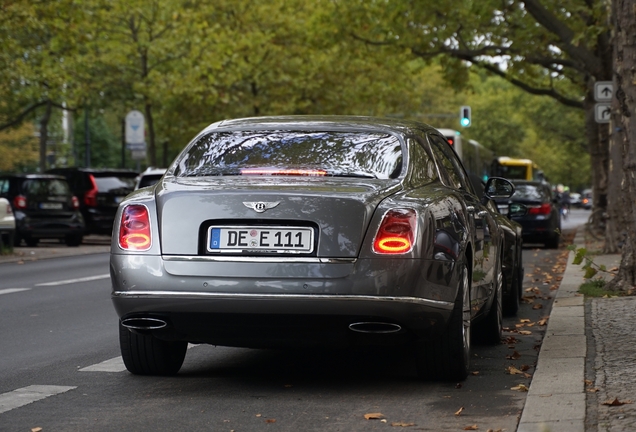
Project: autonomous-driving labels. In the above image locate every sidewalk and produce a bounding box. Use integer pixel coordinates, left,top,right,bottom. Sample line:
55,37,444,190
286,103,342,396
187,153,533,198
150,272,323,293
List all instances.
518,230,633,432
0,235,110,264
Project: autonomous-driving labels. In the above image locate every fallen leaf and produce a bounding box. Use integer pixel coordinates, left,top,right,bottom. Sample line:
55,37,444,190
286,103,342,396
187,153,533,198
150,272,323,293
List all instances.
506,351,521,360
538,318,548,326
256,414,262,417
511,384,529,392
507,366,524,375
532,304,543,310
31,428,42,432
265,419,276,423
364,413,386,420
584,380,593,386
518,330,532,335
455,407,464,416
587,388,600,393
520,319,531,323
391,422,416,427
520,365,531,371
487,429,503,432
471,371,480,376
463,425,479,430
603,398,633,406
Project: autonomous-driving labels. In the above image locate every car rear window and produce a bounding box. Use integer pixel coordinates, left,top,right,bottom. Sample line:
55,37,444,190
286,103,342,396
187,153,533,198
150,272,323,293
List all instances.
93,175,136,193
22,179,70,196
138,174,164,189
512,184,549,201
173,130,404,179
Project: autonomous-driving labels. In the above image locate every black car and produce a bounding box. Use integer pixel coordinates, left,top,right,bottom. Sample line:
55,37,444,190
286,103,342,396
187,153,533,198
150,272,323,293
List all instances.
47,168,138,235
497,180,561,249
0,174,85,246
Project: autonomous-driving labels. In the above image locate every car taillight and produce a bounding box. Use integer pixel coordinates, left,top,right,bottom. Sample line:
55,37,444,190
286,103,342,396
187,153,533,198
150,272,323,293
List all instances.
372,209,417,254
84,174,98,207
528,203,552,215
118,205,151,251
71,196,80,210
5,202,13,214
13,195,27,210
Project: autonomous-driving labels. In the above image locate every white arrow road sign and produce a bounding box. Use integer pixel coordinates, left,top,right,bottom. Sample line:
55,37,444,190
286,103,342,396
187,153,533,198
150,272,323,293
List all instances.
595,103,611,123
594,81,614,102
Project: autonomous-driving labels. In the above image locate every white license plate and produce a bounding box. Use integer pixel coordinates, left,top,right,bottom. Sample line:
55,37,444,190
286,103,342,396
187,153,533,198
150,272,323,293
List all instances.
207,226,314,253
40,202,63,210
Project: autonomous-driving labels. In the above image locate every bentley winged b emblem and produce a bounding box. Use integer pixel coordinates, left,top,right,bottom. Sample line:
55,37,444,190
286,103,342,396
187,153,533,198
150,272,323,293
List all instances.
243,201,280,213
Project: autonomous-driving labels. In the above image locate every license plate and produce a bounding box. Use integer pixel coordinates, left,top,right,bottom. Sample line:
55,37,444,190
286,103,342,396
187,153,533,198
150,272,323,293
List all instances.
40,202,63,210
207,226,314,253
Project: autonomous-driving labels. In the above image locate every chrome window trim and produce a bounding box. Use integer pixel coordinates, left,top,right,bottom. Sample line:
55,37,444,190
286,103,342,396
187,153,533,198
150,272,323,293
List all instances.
112,290,454,310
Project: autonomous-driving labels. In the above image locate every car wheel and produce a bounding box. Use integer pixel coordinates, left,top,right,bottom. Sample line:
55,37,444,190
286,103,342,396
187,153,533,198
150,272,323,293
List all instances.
414,262,470,381
13,233,21,247
474,256,503,344
545,235,559,249
119,322,187,376
65,234,83,247
503,253,522,316
25,237,39,247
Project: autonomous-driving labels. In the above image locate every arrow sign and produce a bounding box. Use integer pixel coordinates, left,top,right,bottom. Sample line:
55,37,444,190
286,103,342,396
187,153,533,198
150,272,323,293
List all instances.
594,81,614,102
125,110,145,144
595,103,611,123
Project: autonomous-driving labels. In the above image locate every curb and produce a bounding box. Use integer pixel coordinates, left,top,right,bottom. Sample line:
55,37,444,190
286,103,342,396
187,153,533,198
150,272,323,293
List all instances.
517,230,588,432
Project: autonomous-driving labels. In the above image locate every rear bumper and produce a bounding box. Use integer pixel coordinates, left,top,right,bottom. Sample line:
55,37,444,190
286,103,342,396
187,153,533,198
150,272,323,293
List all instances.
16,214,84,239
110,254,459,347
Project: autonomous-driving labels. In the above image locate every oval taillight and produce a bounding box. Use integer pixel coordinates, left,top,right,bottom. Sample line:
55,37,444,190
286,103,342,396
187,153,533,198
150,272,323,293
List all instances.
372,209,417,254
118,204,152,251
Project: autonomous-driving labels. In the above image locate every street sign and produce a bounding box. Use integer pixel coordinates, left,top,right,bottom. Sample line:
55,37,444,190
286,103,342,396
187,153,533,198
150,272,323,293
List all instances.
125,110,145,144
595,103,611,123
594,81,614,102
131,149,147,160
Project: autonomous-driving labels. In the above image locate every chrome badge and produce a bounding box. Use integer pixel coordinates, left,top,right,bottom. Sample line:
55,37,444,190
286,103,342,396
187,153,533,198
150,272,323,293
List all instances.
243,201,280,213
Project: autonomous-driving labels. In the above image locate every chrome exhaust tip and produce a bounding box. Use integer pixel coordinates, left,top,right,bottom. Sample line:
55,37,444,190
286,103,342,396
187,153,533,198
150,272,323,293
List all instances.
348,322,402,334
121,317,168,331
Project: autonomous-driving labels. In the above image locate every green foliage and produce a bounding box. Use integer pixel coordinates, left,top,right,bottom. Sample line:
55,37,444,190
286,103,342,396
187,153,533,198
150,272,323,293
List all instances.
568,244,609,280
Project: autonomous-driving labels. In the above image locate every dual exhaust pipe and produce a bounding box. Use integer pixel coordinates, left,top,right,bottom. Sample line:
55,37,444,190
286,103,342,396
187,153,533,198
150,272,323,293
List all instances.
122,317,402,335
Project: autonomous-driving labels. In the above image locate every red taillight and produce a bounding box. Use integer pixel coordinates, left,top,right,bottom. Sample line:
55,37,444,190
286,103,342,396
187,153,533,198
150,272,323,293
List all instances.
373,209,417,254
118,205,151,251
13,195,27,210
84,174,98,207
71,196,80,210
240,168,327,176
528,203,552,215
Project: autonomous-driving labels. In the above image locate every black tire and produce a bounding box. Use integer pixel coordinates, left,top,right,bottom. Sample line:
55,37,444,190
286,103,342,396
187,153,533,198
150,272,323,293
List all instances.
474,255,503,344
415,263,470,381
65,234,83,247
119,322,187,376
503,251,523,317
25,237,39,247
13,233,21,247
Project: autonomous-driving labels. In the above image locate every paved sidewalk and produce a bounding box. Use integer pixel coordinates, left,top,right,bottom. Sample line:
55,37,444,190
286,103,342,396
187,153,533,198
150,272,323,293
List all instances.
0,235,110,264
517,230,633,432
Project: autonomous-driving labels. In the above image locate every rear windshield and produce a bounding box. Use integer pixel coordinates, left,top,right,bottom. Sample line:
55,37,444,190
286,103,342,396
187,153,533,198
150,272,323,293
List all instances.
138,174,164,189
22,179,70,196
93,175,136,193
512,184,550,201
496,165,528,180
173,131,404,179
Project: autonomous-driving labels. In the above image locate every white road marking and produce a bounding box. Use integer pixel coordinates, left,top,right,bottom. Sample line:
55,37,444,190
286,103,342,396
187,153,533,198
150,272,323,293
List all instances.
35,274,110,287
79,345,197,373
0,288,31,295
0,385,76,414
79,357,126,373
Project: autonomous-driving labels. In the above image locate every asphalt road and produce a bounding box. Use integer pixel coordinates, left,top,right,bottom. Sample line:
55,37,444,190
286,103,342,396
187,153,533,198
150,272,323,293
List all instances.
0,214,585,431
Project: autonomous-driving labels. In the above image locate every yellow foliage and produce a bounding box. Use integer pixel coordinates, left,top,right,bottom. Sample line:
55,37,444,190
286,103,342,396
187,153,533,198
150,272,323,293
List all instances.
0,123,39,172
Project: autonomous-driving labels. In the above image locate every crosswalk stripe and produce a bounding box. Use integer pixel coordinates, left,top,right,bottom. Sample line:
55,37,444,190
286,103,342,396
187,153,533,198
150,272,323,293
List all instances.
0,385,76,414
0,288,30,296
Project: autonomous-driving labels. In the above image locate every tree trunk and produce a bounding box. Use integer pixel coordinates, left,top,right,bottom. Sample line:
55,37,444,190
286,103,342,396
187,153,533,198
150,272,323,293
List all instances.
38,101,52,173
145,101,156,166
585,81,609,229
606,0,636,291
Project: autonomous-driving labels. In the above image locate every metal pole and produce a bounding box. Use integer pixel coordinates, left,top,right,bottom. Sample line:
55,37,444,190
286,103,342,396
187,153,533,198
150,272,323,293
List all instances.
84,108,91,167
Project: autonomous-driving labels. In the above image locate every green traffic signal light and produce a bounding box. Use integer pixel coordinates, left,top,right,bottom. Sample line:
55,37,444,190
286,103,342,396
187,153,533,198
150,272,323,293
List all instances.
460,106,471,127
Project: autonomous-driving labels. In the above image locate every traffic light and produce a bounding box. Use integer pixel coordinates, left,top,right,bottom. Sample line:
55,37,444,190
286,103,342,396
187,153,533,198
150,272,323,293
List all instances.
460,106,471,127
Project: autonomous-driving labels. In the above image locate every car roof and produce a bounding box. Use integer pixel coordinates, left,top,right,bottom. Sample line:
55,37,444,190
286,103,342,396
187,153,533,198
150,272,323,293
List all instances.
1,173,67,180
201,115,439,136
49,167,138,175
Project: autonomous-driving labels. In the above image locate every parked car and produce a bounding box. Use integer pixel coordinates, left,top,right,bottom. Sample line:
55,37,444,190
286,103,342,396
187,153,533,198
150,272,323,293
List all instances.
111,115,516,381
581,189,593,210
465,175,525,317
47,168,138,235
569,192,582,208
0,174,85,246
134,167,167,190
496,180,561,249
0,197,16,250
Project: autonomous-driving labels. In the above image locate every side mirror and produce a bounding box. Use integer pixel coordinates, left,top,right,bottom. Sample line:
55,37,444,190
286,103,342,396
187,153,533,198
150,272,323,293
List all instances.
508,203,527,218
484,177,515,200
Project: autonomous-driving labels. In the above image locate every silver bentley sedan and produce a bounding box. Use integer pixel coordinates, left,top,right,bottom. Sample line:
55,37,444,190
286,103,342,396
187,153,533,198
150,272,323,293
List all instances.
110,115,516,381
